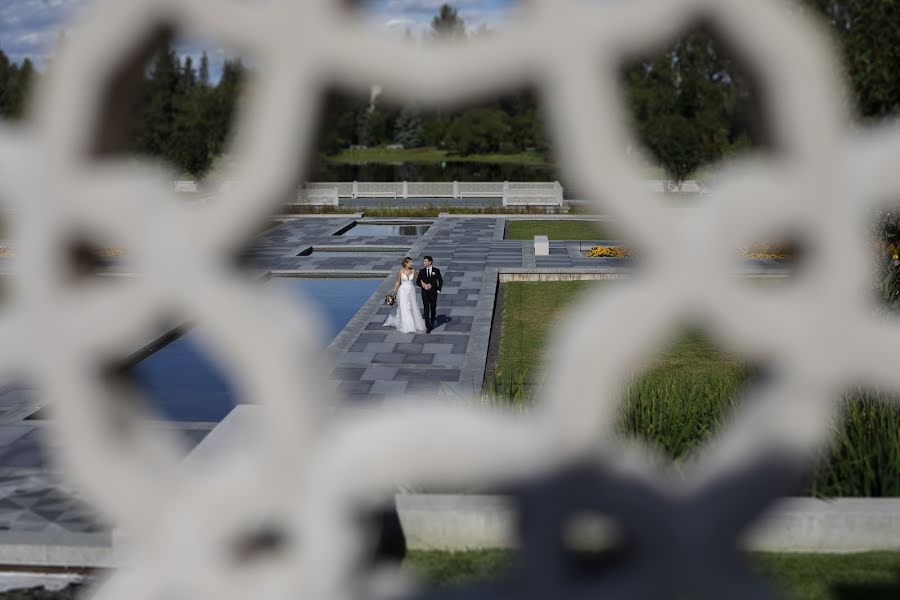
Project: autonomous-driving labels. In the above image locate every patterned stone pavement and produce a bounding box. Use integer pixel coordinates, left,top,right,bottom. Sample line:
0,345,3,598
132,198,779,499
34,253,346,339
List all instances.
0,384,213,564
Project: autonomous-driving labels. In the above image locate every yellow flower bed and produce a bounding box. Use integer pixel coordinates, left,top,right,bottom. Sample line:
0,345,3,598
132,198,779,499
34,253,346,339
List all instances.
587,245,630,258
874,239,900,261
739,250,790,259
739,242,793,260
94,247,128,257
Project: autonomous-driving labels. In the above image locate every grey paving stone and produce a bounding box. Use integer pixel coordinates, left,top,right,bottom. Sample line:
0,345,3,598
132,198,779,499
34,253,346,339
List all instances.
370,381,409,395
341,351,378,363
372,353,407,364
396,368,460,382
394,343,424,354
402,354,435,365
361,365,400,381
363,342,397,353
422,343,454,354
432,354,464,368
345,393,386,403
384,332,418,343
337,381,374,394
412,334,455,344
329,367,366,381
405,381,442,394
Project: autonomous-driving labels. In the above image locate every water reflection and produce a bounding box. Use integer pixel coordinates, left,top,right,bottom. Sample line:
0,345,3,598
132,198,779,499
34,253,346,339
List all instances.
130,278,383,422
339,223,430,236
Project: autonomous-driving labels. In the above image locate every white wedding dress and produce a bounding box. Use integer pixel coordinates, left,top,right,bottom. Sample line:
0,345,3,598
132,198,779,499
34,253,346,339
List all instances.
383,271,427,333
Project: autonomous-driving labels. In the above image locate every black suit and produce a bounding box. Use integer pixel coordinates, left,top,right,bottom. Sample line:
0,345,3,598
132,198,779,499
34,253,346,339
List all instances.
418,266,443,330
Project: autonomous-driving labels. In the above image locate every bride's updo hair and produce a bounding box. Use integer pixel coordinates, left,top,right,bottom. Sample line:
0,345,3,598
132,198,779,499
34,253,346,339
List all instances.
402,257,413,268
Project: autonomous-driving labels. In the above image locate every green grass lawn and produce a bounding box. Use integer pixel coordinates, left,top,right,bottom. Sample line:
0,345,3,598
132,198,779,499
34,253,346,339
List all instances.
493,280,743,384
491,280,900,495
494,280,600,383
406,550,900,599
324,146,548,165
504,220,621,240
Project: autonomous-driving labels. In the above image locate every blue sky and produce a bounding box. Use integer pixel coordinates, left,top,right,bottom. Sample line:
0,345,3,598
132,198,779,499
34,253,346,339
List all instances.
362,0,516,37
0,0,518,81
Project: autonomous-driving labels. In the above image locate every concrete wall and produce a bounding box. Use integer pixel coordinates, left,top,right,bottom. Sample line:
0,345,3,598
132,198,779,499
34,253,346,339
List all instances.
397,494,900,553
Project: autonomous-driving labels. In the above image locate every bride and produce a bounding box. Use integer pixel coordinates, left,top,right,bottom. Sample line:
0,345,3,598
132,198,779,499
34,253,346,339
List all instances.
383,257,427,333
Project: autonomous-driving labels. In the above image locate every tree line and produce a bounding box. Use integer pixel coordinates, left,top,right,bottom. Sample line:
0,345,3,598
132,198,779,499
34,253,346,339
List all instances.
0,1,896,182
0,51,35,120
128,45,246,177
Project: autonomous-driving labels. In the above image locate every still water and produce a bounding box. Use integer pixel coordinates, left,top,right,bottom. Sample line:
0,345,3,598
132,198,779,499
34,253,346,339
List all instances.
130,278,382,422
339,223,430,236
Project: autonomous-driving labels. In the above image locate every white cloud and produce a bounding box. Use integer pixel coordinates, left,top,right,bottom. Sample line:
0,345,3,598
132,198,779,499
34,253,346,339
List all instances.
385,17,415,29
16,31,46,47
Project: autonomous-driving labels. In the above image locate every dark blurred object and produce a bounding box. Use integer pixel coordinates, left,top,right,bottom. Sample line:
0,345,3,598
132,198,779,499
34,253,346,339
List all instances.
0,585,83,600
407,455,804,600
832,570,900,600
371,503,407,564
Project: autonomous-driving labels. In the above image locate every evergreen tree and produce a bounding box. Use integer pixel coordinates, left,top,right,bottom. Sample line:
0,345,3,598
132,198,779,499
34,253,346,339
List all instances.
443,108,511,155
0,57,35,119
169,54,217,176
356,105,387,147
0,48,10,118
198,52,210,87
181,56,196,88
134,41,180,159
430,4,466,40
207,58,246,160
805,0,900,119
623,32,745,185
394,105,424,148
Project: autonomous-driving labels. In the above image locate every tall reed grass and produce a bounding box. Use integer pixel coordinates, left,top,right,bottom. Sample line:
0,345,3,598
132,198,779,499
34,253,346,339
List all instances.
486,369,900,497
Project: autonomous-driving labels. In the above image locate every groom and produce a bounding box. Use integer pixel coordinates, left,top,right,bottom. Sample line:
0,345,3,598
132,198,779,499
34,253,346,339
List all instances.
418,255,443,334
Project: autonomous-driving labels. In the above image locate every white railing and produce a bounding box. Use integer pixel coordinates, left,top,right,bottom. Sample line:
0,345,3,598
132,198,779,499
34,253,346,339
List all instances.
644,179,706,193
297,180,565,206
173,180,198,193
297,187,339,206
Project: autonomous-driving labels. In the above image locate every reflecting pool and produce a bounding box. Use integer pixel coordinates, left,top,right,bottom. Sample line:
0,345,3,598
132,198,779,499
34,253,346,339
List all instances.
338,223,430,236
130,277,382,422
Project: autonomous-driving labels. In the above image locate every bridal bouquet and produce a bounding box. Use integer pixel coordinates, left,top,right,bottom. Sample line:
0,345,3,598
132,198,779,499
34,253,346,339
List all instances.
384,293,396,306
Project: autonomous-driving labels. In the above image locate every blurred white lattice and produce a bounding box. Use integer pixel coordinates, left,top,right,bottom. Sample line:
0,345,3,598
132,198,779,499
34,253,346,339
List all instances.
1,0,900,598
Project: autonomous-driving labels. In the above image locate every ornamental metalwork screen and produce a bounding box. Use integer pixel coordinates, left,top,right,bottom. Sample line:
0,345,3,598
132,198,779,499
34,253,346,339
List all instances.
1,0,899,599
